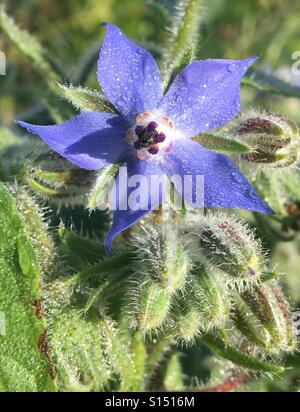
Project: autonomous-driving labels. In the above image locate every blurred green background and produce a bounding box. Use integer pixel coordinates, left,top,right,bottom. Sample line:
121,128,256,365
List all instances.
1,0,300,125
1,0,300,391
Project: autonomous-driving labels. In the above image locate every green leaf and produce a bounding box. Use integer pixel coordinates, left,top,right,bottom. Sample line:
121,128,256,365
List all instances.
243,68,300,99
201,333,285,374
58,226,106,269
0,7,62,84
192,133,252,153
50,310,112,392
58,84,116,113
0,8,74,122
0,183,56,392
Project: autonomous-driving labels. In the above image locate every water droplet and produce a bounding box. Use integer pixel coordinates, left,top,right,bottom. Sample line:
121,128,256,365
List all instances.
227,64,237,73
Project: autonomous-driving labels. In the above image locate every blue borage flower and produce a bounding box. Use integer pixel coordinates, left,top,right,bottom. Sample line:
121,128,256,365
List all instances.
17,23,273,253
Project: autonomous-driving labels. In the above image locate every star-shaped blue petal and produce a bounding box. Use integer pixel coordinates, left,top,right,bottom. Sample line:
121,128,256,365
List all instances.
17,23,273,253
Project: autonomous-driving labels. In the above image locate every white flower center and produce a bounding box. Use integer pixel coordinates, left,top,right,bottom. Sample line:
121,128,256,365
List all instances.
126,112,175,161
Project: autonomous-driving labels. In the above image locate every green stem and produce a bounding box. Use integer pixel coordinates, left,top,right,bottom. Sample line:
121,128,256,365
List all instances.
146,336,174,382
131,332,147,392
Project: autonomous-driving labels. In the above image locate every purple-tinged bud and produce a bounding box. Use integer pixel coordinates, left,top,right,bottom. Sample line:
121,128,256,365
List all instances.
233,111,300,168
236,281,297,354
188,213,266,291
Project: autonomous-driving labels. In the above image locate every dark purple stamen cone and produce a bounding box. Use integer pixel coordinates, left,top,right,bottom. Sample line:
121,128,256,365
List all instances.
135,125,145,137
134,141,141,149
154,133,166,144
146,121,158,132
148,146,159,155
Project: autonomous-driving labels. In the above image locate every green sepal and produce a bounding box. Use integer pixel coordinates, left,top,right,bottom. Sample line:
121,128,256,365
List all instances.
58,84,117,113
193,133,252,153
201,333,285,374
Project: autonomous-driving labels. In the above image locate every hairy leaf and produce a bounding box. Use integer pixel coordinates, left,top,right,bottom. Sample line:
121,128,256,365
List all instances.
0,183,56,392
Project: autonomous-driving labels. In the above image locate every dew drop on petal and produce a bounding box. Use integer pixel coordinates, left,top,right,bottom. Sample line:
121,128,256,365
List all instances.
227,63,238,73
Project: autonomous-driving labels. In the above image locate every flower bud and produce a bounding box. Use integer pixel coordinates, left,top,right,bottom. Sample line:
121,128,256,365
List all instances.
190,214,266,290
131,223,190,293
21,151,95,206
233,111,300,168
234,281,297,353
129,280,172,334
173,268,230,344
193,269,230,332
173,297,203,343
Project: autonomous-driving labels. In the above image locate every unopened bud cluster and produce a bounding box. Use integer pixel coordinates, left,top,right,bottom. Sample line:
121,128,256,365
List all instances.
125,215,298,355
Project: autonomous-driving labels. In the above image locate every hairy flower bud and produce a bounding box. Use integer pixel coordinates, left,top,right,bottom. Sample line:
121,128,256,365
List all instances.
21,151,95,205
189,214,266,290
233,111,300,168
131,223,190,293
173,297,203,343
193,269,230,331
173,268,230,343
234,281,297,354
129,280,172,334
